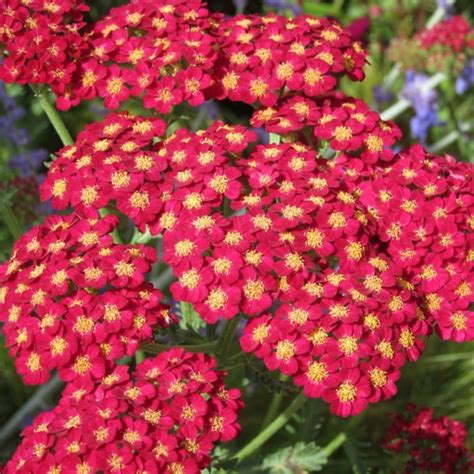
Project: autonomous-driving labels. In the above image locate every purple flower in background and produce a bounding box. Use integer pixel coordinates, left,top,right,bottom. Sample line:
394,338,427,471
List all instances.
191,100,220,131
455,59,474,95
264,0,302,14
255,128,270,144
437,0,454,17
10,149,49,177
373,86,395,108
0,85,29,148
0,83,48,177
402,70,442,144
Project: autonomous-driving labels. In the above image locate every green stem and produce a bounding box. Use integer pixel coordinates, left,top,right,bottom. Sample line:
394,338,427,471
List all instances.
322,432,347,457
141,341,218,354
0,204,23,240
225,352,245,364
30,85,73,146
218,315,241,359
234,392,306,463
260,390,285,429
302,126,315,149
206,323,217,340
260,374,289,429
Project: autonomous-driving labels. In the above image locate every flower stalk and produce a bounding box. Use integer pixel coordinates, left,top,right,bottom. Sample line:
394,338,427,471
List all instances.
234,392,307,462
322,432,347,457
218,315,242,359
30,85,73,146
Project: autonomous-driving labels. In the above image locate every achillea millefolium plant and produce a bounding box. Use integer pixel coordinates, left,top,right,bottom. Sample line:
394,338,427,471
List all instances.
0,0,472,472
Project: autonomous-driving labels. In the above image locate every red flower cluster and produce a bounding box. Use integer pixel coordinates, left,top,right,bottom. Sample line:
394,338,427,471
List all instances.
0,0,217,111
251,94,401,162
0,0,89,89
416,15,474,53
209,14,366,106
37,109,474,416
241,143,473,416
41,113,167,221
0,212,171,385
4,349,242,474
41,113,254,240
383,405,474,474
369,146,474,344
55,0,217,110
0,0,368,113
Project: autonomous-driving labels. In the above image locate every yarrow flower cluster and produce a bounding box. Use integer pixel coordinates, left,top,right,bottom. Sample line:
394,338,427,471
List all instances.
37,105,474,416
209,14,366,105
4,349,242,474
0,0,89,90
0,0,472,441
251,94,401,161
240,143,473,417
416,15,474,53
40,113,254,240
54,0,218,111
0,1,367,114
383,404,474,473
0,212,171,385
0,0,217,111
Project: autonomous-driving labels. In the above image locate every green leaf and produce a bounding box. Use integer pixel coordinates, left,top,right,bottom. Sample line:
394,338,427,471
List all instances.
179,302,206,333
257,442,328,473
202,447,238,473
343,438,370,474
301,1,336,17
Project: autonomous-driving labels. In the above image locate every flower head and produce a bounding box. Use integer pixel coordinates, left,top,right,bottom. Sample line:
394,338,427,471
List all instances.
5,350,243,473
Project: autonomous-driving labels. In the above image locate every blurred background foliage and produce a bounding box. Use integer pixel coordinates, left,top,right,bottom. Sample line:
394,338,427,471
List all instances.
0,0,473,472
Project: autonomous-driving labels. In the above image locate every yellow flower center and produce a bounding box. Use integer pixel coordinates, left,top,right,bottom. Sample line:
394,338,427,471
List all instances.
337,381,357,402
243,280,265,300
307,361,327,382
175,239,195,257
369,368,387,387
287,305,310,324
212,257,232,275
334,126,352,141
450,312,467,330
180,269,200,289
72,355,92,375
339,336,358,355
365,135,383,152
252,324,269,343
275,340,296,362
27,353,41,372
206,288,227,310
130,191,150,210
107,77,124,96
